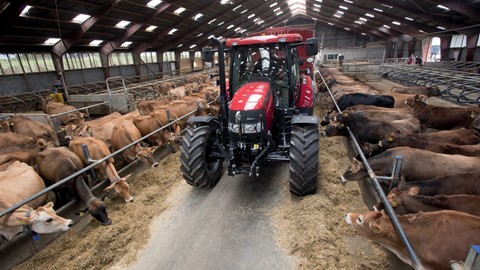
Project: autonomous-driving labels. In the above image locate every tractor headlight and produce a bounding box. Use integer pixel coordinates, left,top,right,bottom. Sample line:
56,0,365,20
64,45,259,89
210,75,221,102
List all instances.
229,123,240,132
243,122,262,134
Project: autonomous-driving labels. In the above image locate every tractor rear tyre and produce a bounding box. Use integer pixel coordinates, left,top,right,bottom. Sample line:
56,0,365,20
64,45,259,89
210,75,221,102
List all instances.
180,125,223,188
289,124,319,196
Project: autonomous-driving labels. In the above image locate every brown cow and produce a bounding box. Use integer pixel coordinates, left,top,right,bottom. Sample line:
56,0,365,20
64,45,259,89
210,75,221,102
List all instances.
68,137,133,202
0,149,41,171
156,81,177,95
184,82,204,94
406,95,479,130
36,147,111,225
375,187,480,217
0,120,10,133
133,115,178,152
168,87,192,99
111,120,159,168
137,98,172,115
8,116,59,147
43,98,85,126
397,172,480,196
346,210,480,270
391,86,441,97
0,161,73,240
342,147,480,182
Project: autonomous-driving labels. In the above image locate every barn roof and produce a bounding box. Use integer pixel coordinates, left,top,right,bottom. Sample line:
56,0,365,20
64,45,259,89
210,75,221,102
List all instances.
0,0,479,54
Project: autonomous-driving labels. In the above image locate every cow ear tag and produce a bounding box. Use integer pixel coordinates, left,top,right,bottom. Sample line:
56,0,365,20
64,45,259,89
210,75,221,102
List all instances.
387,137,393,142
32,231,41,241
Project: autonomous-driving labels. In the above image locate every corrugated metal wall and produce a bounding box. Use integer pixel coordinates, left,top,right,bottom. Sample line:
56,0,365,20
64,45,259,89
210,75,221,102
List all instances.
65,68,104,86
110,65,135,78
0,72,57,96
141,63,159,74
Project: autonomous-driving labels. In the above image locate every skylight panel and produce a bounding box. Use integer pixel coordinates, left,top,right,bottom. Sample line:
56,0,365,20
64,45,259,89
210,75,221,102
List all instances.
392,21,401,26
147,0,162,8
313,8,320,12
189,44,196,49
437,5,450,11
336,10,344,14
314,4,321,8
328,22,333,25
241,9,248,14
344,0,353,3
218,21,224,26
89,40,103,46
174,7,186,15
233,5,242,12
120,41,132,47
270,2,278,7
359,17,367,21
274,7,281,12
361,33,366,36
333,14,341,18
44,38,60,45
276,11,284,16
227,24,234,29
437,26,446,30
168,28,178,35
383,25,390,29
197,33,203,37
208,19,217,24
288,0,306,16
146,25,157,31
20,5,32,16
247,14,255,19
339,5,348,10
344,27,350,31
373,8,383,12
365,13,374,18
116,20,130,28
72,14,90,24
193,13,203,20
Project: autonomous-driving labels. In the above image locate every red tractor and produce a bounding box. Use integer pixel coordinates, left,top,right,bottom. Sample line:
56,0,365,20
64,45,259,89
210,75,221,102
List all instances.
180,30,319,196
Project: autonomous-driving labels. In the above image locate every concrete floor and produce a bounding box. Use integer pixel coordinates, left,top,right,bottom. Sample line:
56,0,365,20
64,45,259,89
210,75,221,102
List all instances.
112,161,294,270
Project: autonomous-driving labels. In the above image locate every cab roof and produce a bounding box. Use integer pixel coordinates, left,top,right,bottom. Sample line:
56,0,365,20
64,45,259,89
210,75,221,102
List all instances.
226,34,303,47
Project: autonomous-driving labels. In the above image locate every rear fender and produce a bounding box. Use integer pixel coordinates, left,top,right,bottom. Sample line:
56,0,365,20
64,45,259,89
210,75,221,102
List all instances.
297,75,315,110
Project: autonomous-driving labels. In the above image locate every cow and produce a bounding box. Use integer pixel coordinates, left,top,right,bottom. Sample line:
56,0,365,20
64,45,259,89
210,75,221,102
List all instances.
391,86,441,97
386,92,428,108
0,120,10,133
35,147,111,225
377,132,480,157
396,172,480,197
168,87,192,99
111,120,159,168
137,98,172,115
0,161,73,240
184,82,204,94
406,95,479,130
0,150,41,171
321,105,414,126
334,93,395,112
8,116,59,147
156,81,177,95
341,147,480,182
42,98,85,126
156,99,210,126
329,111,420,143
0,132,37,149
68,137,133,203
345,210,480,270
374,187,480,217
133,115,179,152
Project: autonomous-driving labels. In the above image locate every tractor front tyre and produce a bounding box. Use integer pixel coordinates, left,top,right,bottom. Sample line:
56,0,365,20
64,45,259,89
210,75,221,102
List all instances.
180,125,223,188
289,124,319,196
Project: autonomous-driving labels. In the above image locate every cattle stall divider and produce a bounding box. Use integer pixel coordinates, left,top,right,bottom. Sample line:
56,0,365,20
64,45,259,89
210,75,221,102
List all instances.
317,71,425,270
0,100,210,268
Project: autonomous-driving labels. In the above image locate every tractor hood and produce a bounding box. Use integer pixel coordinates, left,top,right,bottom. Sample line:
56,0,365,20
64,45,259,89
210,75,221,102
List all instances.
229,82,271,111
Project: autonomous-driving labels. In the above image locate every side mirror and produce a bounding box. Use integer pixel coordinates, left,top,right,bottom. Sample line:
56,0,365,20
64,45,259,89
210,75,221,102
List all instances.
203,47,214,63
305,38,319,57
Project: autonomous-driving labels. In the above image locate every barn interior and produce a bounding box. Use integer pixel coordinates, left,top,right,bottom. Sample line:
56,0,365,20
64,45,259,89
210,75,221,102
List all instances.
1,1,480,270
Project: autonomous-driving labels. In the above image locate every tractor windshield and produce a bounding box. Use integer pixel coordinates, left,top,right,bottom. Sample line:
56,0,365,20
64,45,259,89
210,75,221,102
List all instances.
230,44,288,94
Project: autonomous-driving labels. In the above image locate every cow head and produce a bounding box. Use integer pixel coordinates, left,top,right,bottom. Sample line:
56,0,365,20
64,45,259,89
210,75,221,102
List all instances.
17,202,73,234
361,142,382,157
386,187,419,208
341,158,367,182
78,198,111,226
0,120,11,133
104,174,133,203
135,146,159,168
320,122,345,137
345,210,386,237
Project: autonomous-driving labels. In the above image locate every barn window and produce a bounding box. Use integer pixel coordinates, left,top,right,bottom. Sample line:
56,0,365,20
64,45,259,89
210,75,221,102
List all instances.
450,34,467,48
141,51,158,63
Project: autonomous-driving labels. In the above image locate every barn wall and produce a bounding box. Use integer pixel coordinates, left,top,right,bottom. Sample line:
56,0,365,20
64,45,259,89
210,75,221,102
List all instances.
109,65,135,78
0,72,57,96
140,63,159,75
64,68,104,86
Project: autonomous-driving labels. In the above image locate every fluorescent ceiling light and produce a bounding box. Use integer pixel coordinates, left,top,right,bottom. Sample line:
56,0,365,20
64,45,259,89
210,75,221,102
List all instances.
234,27,241,31
147,0,162,8
20,5,32,16
177,44,183,48
365,13,374,18
227,24,234,29
383,25,390,29
419,30,426,33
253,18,259,22
437,5,450,11
208,19,216,24
336,10,344,14
344,27,350,30
247,14,255,19
359,17,367,21
233,5,242,12
174,7,186,15
193,13,203,20
314,4,321,8
313,8,320,12
168,28,178,35
373,8,383,12
44,38,60,45
270,2,278,7
315,0,322,2
218,21,224,26
392,21,401,25
197,33,203,37
146,25,157,31
361,33,366,36
405,17,413,21
328,22,333,25
241,9,248,14
116,20,130,28
257,20,264,25
72,14,90,24
437,26,446,30
344,0,353,3
274,7,281,12
120,41,132,47
89,40,103,46
189,44,196,49
333,14,341,18
354,21,362,24
339,5,348,10
208,35,215,39
312,17,317,20
276,11,283,16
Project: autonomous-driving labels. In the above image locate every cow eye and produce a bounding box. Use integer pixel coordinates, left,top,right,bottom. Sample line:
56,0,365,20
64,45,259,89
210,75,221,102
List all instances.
45,218,53,223
144,155,148,158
